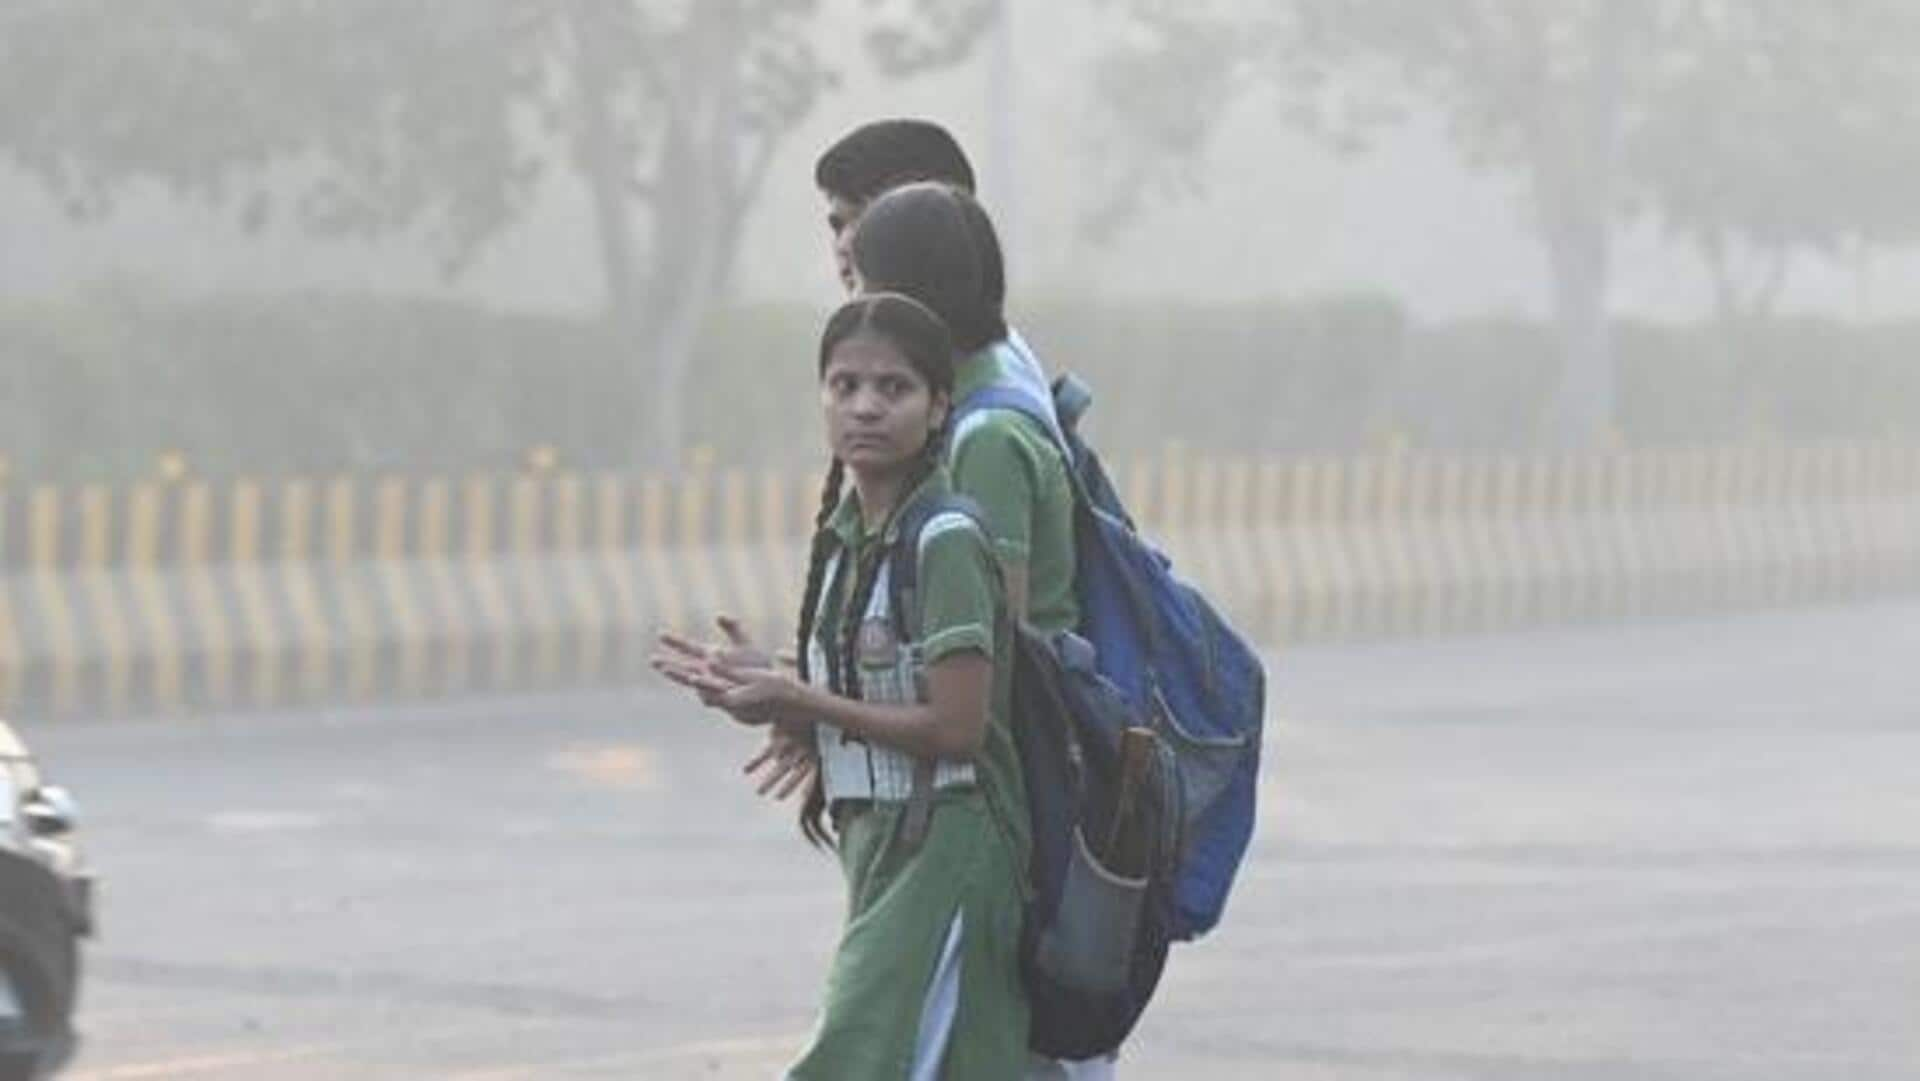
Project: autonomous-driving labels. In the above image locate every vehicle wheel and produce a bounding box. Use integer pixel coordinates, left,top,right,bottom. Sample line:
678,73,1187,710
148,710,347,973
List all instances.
0,858,77,1080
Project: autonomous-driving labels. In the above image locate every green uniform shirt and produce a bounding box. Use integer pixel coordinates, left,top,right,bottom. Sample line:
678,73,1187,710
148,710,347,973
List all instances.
949,344,1081,636
811,466,1029,849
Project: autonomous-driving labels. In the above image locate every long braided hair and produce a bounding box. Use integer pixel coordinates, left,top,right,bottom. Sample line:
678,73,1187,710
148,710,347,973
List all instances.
796,292,957,848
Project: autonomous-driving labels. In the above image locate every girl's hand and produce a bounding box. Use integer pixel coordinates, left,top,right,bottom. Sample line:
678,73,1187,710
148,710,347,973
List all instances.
648,618,798,710
652,616,798,725
656,617,773,687
743,720,818,800
712,614,801,671
669,615,798,670
649,652,735,699
650,656,786,726
708,661,805,724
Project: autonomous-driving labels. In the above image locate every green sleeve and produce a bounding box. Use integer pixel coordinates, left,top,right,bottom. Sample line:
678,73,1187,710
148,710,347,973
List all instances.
914,514,1001,665
948,415,1038,568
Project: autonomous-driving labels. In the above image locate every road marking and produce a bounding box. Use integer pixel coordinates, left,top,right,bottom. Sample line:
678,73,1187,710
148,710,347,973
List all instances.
545,744,656,790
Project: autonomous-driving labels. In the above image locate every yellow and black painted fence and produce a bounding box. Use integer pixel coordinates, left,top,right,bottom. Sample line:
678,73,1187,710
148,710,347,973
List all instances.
2,440,1916,718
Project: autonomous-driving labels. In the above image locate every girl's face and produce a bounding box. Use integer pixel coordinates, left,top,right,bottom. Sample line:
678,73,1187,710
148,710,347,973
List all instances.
821,332,948,477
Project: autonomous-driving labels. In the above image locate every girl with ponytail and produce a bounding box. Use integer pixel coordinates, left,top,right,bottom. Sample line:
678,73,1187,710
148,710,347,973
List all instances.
653,293,1031,1079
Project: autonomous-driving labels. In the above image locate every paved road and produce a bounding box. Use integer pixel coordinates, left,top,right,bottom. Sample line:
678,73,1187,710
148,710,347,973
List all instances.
23,601,1920,1079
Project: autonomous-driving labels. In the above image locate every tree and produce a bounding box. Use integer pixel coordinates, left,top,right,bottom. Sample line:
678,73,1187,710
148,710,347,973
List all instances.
0,0,998,465
1091,0,1658,446
1628,1,1920,327
1090,1,1920,446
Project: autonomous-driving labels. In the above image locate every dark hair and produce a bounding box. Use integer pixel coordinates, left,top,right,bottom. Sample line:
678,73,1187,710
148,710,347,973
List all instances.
956,187,1008,311
814,291,958,393
850,182,1009,353
794,292,955,848
815,118,976,205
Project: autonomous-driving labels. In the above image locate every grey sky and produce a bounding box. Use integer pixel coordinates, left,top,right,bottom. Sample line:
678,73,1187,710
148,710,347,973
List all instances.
6,1,1915,324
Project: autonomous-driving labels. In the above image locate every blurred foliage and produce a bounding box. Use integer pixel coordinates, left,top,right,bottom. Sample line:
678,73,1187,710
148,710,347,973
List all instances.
0,0,996,463
1,289,1912,482
1629,1,1920,319
1089,0,1920,443
1092,0,1920,276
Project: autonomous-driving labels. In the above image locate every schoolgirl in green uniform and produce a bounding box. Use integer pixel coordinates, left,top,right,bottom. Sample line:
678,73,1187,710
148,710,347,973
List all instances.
654,293,1030,1079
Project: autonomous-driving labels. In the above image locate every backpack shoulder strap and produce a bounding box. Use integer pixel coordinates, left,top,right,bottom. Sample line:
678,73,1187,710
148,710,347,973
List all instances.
887,491,990,639
953,383,1057,449
885,490,992,851
960,370,1094,446
1052,371,1095,435
958,376,1132,527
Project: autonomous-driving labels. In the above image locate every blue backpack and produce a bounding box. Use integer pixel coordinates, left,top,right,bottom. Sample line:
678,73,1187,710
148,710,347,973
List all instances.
890,492,1183,1060
954,372,1267,943
889,371,1264,1059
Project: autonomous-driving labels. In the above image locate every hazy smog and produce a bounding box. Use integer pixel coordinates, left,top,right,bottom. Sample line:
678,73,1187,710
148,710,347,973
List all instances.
1,3,1915,1078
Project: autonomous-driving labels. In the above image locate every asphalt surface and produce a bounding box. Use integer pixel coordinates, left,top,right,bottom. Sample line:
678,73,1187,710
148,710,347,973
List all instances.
22,599,1920,1079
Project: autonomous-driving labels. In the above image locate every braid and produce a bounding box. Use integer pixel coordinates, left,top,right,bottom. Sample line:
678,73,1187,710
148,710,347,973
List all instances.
796,459,844,850
794,459,845,684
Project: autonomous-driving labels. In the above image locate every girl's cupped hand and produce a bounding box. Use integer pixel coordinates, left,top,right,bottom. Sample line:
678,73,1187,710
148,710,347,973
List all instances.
651,617,809,728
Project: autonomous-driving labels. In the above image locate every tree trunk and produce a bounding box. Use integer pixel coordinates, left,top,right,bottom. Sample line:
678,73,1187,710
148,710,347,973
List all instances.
1697,235,1793,439
1526,4,1635,449
1701,230,1742,329
637,1,745,468
567,0,749,469
1537,200,1614,447
568,1,650,462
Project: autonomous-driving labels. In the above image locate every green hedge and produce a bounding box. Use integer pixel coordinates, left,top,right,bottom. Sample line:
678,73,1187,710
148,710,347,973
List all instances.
1,287,1914,480
2,289,613,478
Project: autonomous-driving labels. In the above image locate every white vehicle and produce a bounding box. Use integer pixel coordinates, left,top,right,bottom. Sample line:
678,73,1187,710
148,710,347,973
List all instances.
0,724,90,1080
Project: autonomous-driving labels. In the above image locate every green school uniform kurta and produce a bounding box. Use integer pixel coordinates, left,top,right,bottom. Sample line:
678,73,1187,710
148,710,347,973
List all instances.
786,467,1031,1081
949,344,1080,636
